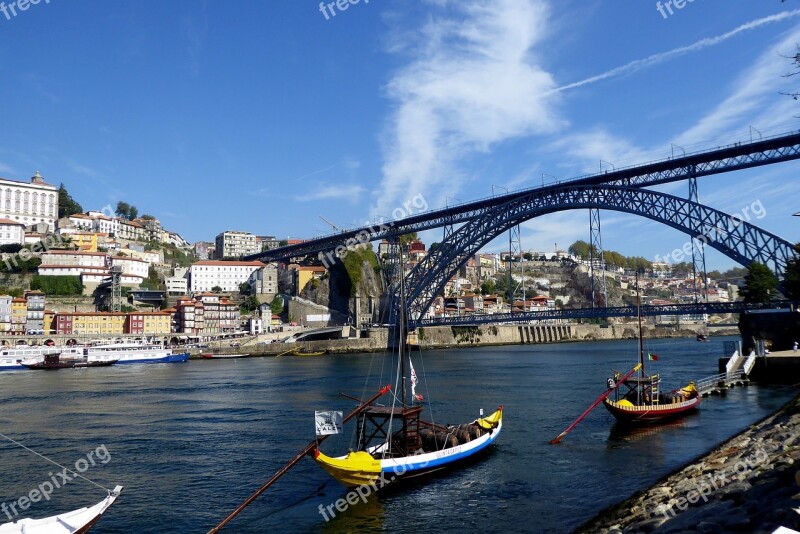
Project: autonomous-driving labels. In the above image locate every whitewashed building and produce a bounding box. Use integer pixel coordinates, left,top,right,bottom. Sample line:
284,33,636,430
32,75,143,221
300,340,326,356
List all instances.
0,172,59,231
190,260,264,293
0,218,25,245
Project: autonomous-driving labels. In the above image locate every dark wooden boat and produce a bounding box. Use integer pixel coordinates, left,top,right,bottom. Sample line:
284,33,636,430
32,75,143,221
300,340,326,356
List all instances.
22,353,118,370
602,276,699,424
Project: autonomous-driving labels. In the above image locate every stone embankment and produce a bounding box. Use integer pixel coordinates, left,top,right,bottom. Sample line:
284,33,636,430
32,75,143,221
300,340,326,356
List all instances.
576,394,800,533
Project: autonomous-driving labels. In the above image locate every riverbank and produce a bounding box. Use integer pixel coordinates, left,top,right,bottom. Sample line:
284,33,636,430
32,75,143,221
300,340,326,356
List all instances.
193,323,738,357
575,392,800,533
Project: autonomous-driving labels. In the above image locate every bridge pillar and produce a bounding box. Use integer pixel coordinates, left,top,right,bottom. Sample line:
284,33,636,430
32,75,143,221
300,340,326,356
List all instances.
688,173,709,302
589,209,608,308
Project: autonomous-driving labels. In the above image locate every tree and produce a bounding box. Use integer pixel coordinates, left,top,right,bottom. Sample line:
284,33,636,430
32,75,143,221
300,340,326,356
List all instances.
568,240,596,259
115,201,140,221
399,232,418,246
58,184,83,218
240,295,260,313
784,246,800,302
211,285,223,293
115,201,130,218
740,262,777,304
239,282,251,295
270,295,284,315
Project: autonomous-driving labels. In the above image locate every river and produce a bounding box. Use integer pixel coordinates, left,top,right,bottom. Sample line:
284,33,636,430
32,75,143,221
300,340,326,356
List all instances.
0,335,795,533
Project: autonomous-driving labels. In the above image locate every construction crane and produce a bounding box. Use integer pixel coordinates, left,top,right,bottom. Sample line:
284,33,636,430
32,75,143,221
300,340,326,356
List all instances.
319,216,342,233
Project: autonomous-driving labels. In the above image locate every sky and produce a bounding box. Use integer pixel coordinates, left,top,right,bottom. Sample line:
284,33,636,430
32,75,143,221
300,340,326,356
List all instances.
1,0,800,270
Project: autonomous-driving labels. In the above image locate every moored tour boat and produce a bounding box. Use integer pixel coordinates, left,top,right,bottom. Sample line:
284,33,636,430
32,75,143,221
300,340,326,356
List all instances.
602,276,699,425
22,353,118,370
0,485,122,534
85,342,189,365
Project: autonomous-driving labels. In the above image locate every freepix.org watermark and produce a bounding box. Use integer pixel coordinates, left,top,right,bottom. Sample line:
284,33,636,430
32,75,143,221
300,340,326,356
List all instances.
656,0,698,20
318,0,369,21
653,447,768,520
318,452,430,522
0,0,51,22
2,203,115,271
1,444,112,521
317,194,429,269
654,199,766,265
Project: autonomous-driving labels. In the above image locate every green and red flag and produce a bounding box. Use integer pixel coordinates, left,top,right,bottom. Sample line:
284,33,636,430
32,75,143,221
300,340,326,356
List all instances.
648,353,659,361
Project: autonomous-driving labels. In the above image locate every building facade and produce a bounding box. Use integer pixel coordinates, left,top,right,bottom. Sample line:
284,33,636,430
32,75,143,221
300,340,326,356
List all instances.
0,172,59,231
0,218,25,245
189,260,264,293
214,231,259,259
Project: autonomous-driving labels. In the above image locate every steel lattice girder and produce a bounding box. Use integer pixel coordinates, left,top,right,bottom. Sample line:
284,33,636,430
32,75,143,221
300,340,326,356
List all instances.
413,301,791,328
402,185,797,320
247,131,800,263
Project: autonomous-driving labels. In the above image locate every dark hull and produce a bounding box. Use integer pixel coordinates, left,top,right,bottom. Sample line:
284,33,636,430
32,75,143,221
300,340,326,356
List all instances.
603,396,700,424
23,360,117,370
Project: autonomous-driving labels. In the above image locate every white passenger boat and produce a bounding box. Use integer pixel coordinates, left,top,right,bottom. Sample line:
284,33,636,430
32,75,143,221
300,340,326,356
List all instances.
0,342,188,370
0,345,83,371
85,342,189,365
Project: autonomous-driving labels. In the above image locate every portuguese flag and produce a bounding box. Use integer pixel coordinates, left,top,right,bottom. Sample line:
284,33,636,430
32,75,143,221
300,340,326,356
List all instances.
648,353,659,361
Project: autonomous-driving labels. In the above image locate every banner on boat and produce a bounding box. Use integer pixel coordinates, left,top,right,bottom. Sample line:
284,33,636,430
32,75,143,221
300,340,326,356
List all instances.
315,411,343,436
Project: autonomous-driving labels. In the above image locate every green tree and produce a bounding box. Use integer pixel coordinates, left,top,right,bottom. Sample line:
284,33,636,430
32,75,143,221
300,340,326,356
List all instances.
399,232,418,246
568,240,596,259
211,285,223,293
740,262,777,304
270,295,284,315
239,282,251,294
30,275,84,296
240,295,260,313
115,201,130,219
58,184,83,218
140,266,165,291
784,247,800,302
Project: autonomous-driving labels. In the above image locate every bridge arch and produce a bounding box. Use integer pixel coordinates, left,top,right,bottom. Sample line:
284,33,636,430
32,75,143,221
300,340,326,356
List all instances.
405,185,797,319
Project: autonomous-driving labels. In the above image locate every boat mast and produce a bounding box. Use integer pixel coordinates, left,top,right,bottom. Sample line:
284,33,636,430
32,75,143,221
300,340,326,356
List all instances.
636,272,645,378
398,241,407,410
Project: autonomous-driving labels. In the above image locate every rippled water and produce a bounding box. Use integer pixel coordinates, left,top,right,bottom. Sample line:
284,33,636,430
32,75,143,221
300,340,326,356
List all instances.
0,336,795,533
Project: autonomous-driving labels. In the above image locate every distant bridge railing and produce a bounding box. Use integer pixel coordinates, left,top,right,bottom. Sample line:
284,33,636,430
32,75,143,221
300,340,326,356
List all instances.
411,301,792,328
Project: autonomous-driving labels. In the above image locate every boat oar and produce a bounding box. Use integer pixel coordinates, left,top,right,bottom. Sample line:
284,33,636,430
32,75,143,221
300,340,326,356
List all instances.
550,364,641,444
275,347,298,358
207,384,392,533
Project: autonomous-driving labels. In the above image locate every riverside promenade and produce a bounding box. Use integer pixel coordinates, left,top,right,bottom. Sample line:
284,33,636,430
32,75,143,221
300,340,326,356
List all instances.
576,393,800,533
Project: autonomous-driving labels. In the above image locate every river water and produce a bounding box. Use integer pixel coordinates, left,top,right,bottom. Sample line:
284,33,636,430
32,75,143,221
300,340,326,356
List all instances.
0,336,795,533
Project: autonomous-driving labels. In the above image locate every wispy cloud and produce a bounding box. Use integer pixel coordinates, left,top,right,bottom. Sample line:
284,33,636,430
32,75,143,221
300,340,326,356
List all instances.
555,10,800,94
374,0,565,218
66,161,102,179
181,3,208,77
675,26,800,146
296,184,365,203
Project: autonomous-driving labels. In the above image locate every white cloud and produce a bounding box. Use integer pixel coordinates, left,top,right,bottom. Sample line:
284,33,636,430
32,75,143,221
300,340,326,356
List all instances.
676,26,800,146
555,10,800,94
374,0,565,218
296,184,365,203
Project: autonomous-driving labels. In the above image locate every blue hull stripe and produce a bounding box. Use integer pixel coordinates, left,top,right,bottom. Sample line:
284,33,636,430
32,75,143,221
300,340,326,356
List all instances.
380,428,500,474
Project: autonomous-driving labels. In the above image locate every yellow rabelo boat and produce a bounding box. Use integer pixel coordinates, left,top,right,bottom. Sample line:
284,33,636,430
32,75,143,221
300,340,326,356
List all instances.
312,247,503,488
602,277,699,424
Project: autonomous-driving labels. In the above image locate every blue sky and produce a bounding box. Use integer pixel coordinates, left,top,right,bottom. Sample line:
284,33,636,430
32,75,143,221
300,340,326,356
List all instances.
1,1,799,270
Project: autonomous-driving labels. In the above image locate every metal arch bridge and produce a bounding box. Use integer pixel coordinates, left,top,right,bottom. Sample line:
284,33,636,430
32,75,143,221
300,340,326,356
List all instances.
412,301,792,328
245,130,800,319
